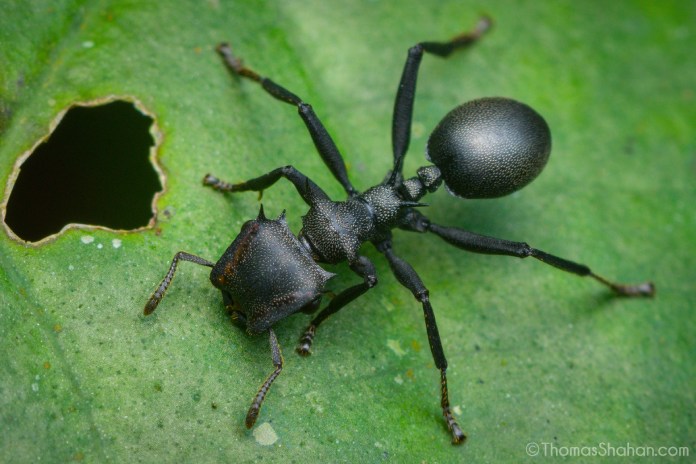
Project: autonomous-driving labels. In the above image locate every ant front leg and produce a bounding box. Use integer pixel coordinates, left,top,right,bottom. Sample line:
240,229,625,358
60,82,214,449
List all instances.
144,252,215,315
216,43,357,197
401,210,655,297
297,255,377,355
389,16,492,184
376,240,466,445
245,328,284,428
204,165,331,208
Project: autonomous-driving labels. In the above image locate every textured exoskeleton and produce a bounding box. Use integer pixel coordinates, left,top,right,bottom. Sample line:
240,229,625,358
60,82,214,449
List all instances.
210,207,334,335
427,97,551,198
143,16,653,446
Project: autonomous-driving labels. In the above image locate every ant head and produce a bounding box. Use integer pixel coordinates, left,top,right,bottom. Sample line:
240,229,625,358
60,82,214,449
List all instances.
426,97,551,199
210,205,334,335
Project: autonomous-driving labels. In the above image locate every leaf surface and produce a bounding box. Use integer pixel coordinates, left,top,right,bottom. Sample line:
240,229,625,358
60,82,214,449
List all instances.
1,1,693,462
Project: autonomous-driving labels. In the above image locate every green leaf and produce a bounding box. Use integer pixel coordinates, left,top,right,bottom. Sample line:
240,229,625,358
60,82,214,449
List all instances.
1,1,693,462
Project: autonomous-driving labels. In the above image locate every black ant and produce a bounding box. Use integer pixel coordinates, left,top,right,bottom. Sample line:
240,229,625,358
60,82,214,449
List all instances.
144,17,654,445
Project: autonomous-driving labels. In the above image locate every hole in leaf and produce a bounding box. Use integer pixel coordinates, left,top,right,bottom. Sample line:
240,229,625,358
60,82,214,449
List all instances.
3,98,163,243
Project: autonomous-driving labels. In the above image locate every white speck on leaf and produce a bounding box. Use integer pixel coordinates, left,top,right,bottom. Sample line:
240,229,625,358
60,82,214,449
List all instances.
387,339,405,357
112,239,122,249
253,422,279,446
81,236,94,244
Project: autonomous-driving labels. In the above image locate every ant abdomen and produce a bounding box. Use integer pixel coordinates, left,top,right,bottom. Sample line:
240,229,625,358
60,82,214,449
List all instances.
426,97,551,199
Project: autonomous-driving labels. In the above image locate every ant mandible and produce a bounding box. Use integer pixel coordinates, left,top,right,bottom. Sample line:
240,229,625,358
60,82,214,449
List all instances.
144,17,654,445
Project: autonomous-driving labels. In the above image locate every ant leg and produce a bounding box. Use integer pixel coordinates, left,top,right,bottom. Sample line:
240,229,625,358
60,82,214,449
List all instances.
204,164,330,207
216,43,357,197
389,16,492,184
376,240,466,445
297,256,377,355
246,328,283,428
144,252,215,315
401,210,655,297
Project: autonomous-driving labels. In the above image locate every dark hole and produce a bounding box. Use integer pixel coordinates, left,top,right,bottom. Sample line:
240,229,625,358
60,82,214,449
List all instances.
5,100,162,242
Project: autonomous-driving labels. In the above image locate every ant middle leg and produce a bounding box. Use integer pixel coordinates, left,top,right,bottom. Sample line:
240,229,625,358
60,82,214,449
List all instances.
400,210,655,297
376,239,466,445
216,43,357,197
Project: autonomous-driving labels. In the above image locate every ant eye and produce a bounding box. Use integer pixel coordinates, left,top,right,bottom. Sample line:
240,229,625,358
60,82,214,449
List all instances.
426,97,551,199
